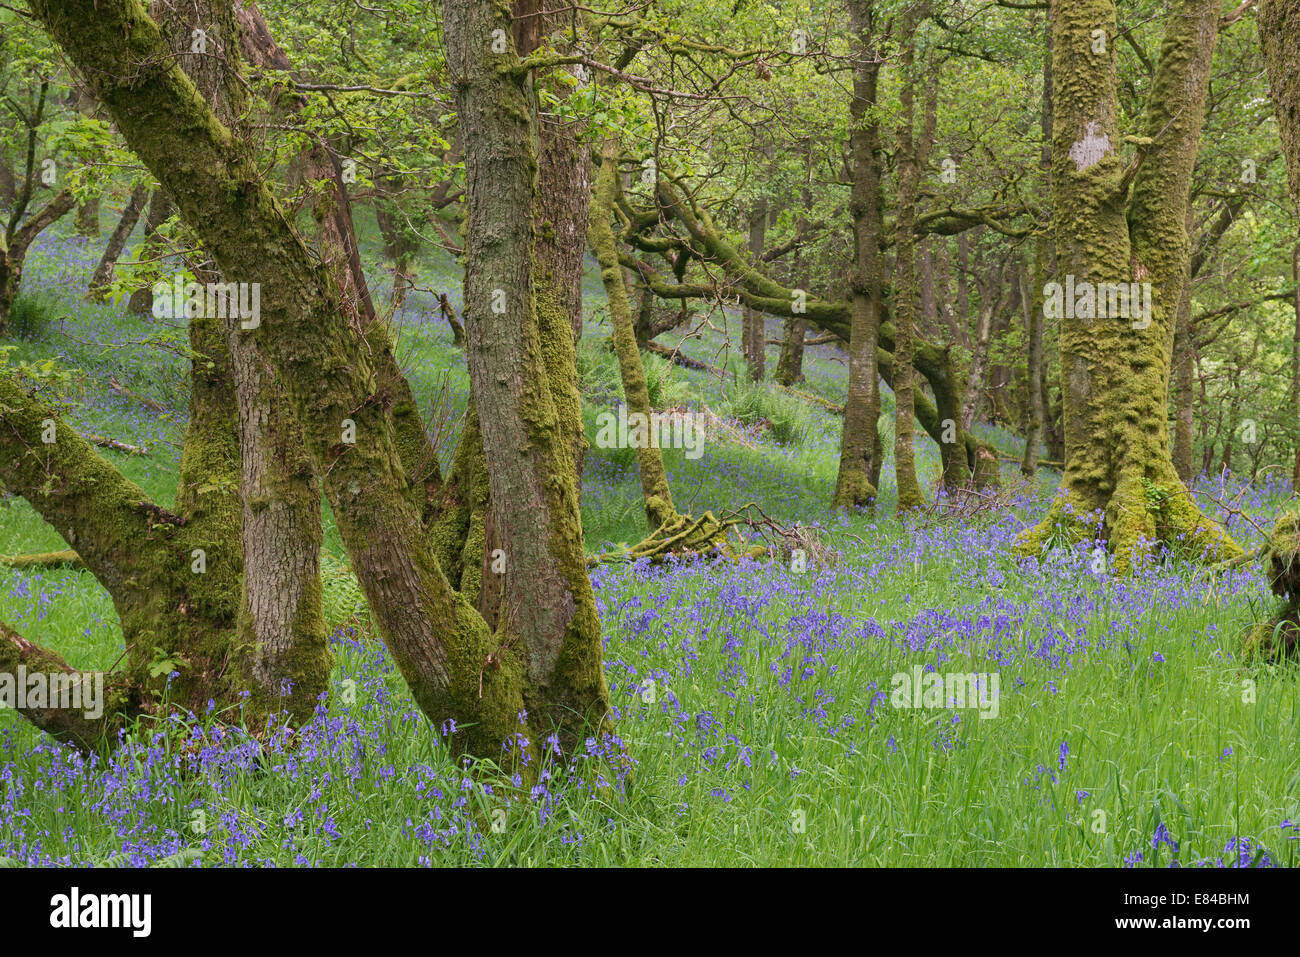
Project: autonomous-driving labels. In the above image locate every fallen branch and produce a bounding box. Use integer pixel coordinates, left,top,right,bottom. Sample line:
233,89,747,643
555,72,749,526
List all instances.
81,433,149,456
587,509,763,566
645,340,719,374
108,375,166,413
0,550,83,569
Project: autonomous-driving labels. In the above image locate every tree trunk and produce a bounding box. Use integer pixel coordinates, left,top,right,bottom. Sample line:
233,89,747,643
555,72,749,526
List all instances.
1021,249,1045,476
447,0,609,751
1171,269,1197,482
775,315,807,385
32,0,571,759
590,142,677,530
156,0,331,720
1018,0,1241,571
776,148,813,386
535,106,592,347
0,160,15,207
88,182,148,300
1294,245,1300,491
75,193,100,237
1259,2,1300,492
892,3,924,510
126,190,172,314
742,193,768,381
935,238,964,348
960,292,995,431
1022,4,1053,480
0,190,75,331
834,0,884,510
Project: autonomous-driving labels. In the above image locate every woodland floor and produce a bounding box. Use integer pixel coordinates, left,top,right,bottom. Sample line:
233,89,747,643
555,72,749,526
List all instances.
0,217,1295,867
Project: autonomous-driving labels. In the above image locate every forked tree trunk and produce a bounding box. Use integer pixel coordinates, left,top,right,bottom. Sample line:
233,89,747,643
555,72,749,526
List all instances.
0,190,74,331
88,182,149,300
1018,0,1241,571
27,0,509,758
1,0,332,749
126,190,172,314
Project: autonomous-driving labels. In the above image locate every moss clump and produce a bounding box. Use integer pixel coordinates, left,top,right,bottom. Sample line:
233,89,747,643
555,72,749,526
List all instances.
1243,511,1300,661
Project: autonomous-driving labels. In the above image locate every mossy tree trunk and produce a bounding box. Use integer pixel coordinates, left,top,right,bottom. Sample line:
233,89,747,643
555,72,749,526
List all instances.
446,0,609,750
28,0,613,758
1171,266,1196,482
1294,245,1300,491
590,142,677,530
1259,1,1300,491
0,191,73,331
892,3,924,511
1018,0,1241,572
834,0,884,510
1,0,332,747
75,194,100,238
1022,10,1053,481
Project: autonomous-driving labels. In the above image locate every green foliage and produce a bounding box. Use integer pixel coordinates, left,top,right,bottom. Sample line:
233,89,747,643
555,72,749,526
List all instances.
575,336,622,405
725,379,812,446
642,351,693,410
5,289,61,342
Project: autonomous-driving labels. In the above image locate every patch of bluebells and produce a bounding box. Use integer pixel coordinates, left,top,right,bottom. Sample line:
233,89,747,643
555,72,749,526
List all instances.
1122,824,1283,868
0,630,634,866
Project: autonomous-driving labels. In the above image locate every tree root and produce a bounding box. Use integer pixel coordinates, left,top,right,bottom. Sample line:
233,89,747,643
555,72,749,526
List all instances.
1015,471,1243,574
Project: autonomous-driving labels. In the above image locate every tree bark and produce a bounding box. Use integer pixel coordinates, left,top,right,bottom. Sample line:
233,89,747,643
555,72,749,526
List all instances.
1171,267,1197,482
590,143,677,530
892,3,924,510
1022,248,1045,476
75,193,100,237
742,189,768,381
126,189,172,314
834,0,884,510
0,190,74,330
446,0,608,749
1259,1,1300,491
88,182,148,300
